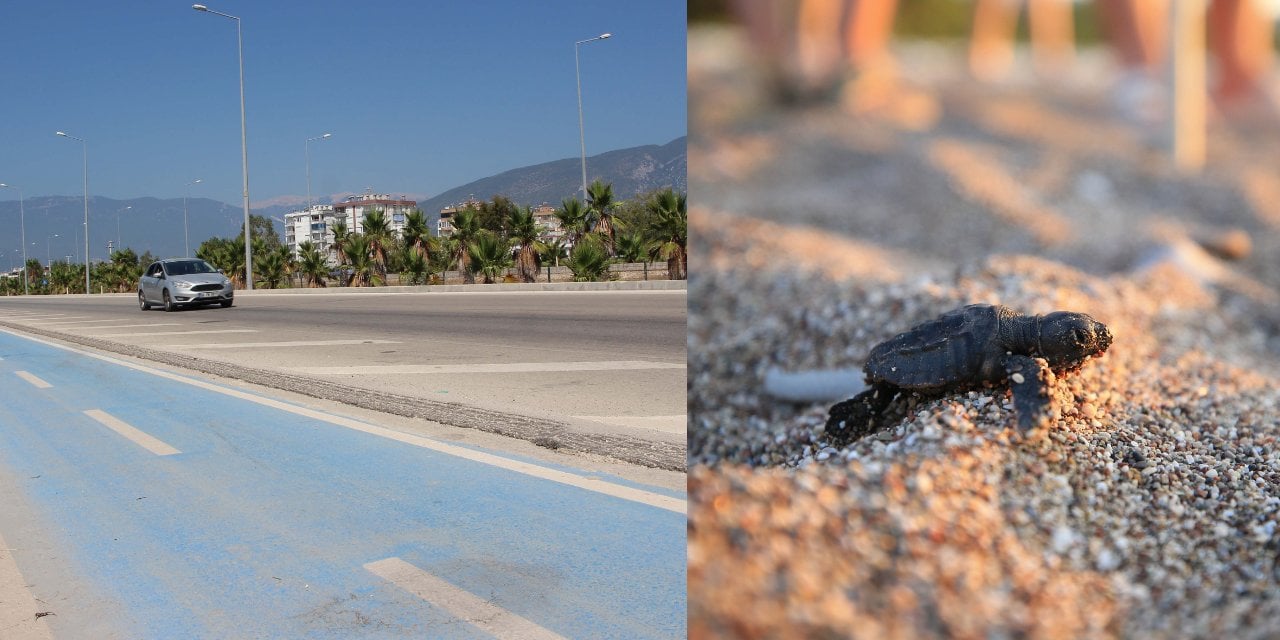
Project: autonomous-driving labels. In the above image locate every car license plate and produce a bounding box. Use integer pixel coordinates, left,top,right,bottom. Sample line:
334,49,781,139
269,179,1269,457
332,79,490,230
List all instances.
199,292,215,298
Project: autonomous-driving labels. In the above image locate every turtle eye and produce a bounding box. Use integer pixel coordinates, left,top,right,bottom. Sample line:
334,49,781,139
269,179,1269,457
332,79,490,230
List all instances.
1072,329,1087,343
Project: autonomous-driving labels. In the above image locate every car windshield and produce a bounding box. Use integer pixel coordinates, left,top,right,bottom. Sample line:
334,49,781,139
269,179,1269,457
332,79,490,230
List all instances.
165,260,217,276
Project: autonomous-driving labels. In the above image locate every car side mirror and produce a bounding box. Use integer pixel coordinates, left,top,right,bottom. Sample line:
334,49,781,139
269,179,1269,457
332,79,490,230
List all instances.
156,273,165,279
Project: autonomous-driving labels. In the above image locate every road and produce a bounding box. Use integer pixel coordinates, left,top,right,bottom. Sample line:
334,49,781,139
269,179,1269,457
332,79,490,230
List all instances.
0,326,686,638
0,289,687,469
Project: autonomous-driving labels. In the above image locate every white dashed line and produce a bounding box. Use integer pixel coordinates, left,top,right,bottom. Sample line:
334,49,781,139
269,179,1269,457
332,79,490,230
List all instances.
90,329,257,338
83,409,181,456
291,360,685,375
168,339,400,350
14,371,51,389
365,557,566,640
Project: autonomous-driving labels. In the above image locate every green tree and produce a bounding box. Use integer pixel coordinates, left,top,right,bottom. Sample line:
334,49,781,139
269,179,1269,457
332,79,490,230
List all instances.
255,248,287,289
449,208,481,284
565,235,611,282
478,195,519,234
297,240,328,288
400,248,430,285
361,209,394,282
586,179,620,255
402,209,437,261
243,214,284,255
538,237,569,268
507,205,542,283
615,231,648,264
555,198,589,247
647,187,687,280
345,234,380,287
467,230,512,284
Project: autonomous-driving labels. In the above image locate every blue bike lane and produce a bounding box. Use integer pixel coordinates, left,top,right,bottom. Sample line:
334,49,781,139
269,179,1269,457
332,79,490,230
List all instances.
0,329,686,639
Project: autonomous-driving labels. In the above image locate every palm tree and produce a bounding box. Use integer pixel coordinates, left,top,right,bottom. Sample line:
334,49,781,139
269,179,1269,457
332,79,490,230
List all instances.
467,230,512,284
449,208,481,284
587,179,619,255
538,237,568,269
256,248,287,289
565,235,611,282
400,248,430,285
345,234,379,287
507,205,542,283
615,231,648,264
555,197,589,247
362,209,394,282
402,209,437,259
297,241,328,287
648,187,687,280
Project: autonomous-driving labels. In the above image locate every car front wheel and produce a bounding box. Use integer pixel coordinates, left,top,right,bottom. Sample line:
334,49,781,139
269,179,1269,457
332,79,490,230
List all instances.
163,290,175,312
139,290,151,311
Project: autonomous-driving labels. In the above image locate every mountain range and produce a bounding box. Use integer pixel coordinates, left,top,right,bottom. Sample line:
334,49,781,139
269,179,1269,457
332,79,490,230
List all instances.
0,137,686,264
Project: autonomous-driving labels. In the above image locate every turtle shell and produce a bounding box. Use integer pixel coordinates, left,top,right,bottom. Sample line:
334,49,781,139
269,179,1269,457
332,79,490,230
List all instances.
863,304,1001,389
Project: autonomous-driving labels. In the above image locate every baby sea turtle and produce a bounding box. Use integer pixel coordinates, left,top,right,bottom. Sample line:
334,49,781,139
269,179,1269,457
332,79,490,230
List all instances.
826,304,1112,445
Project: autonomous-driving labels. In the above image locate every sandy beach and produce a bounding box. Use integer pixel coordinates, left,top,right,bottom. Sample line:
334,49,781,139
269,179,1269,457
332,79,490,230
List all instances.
688,26,1280,639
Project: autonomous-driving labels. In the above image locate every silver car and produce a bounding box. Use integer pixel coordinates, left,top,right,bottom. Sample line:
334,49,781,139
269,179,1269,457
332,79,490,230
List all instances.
138,258,234,311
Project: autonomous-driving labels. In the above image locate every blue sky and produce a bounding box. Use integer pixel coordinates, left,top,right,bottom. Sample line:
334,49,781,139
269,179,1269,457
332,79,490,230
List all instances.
0,1,686,207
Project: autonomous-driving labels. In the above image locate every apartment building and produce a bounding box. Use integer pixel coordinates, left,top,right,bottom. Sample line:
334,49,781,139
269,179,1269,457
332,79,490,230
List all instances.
437,197,482,237
283,204,338,261
334,192,418,237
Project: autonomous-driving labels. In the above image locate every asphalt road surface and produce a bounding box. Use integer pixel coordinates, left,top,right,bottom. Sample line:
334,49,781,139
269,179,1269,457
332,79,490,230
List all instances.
0,325,686,638
0,289,687,469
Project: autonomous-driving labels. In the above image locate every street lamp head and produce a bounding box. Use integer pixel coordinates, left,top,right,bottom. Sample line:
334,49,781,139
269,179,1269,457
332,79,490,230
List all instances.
195,178,203,184
322,133,332,139
599,33,612,39
56,131,67,137
193,4,208,11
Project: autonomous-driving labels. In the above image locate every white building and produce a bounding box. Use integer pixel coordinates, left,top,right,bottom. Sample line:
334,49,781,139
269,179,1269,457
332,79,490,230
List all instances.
283,204,338,261
334,192,418,238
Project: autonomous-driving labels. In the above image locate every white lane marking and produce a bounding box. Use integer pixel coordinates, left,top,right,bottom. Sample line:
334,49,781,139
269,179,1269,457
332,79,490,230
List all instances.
0,329,686,514
365,557,566,640
168,339,401,350
90,329,257,338
291,360,686,375
0,532,55,640
37,318,140,326
74,323,183,330
575,415,687,435
11,315,85,321
83,409,181,456
14,371,52,389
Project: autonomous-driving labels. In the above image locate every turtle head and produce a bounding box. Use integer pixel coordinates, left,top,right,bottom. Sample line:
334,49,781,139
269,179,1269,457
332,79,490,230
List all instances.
1037,311,1112,370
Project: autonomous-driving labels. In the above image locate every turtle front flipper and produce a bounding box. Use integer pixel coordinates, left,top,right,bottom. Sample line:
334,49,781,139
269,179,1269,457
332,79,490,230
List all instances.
826,381,899,447
1003,354,1054,432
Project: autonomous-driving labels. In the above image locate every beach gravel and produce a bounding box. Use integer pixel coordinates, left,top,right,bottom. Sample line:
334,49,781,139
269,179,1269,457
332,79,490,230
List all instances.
689,27,1280,639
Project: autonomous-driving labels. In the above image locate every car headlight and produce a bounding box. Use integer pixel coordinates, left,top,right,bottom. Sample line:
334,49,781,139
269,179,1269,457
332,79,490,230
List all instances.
173,280,193,288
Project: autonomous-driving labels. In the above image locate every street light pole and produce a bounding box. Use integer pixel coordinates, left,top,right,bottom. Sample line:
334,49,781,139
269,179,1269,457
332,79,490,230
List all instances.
193,4,254,289
0,183,28,295
56,130,90,294
575,32,611,203
306,132,331,209
184,178,203,257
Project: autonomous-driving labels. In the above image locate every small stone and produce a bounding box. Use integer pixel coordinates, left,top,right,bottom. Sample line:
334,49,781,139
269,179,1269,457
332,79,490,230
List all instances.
1011,372,1025,384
